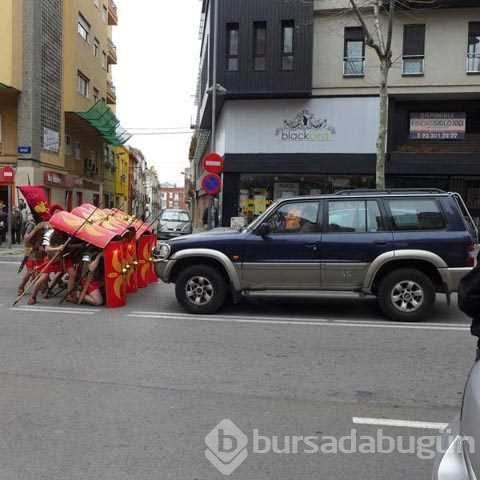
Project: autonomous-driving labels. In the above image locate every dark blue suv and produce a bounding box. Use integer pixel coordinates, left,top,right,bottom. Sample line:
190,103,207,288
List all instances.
154,190,478,321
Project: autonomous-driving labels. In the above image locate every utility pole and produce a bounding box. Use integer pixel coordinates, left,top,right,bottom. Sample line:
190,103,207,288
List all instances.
207,0,219,230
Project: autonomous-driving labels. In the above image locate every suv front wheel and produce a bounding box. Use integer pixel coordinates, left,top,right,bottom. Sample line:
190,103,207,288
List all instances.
175,264,227,314
377,268,435,322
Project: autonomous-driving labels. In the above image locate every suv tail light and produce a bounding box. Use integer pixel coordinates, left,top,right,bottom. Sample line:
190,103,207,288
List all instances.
466,241,476,267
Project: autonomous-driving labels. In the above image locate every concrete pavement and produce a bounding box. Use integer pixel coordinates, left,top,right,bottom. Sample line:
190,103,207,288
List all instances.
0,258,475,479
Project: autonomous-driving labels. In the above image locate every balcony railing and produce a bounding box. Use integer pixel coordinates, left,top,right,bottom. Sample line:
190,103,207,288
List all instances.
402,55,425,76
106,81,116,104
107,39,117,64
467,53,480,74
343,57,365,76
108,0,118,25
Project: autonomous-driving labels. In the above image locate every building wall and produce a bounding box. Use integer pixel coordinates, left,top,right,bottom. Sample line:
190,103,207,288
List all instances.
0,0,23,89
63,0,113,112
313,7,480,96
0,93,18,163
114,146,129,210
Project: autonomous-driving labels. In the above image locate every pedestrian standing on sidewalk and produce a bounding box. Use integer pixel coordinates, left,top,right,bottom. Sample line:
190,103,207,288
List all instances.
0,205,7,245
11,207,22,244
19,199,28,240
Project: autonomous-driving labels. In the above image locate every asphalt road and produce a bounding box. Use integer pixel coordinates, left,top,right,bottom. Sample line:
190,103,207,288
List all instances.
0,257,475,479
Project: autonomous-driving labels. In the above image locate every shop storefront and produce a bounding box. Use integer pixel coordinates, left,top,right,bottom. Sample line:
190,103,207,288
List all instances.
216,97,379,226
388,97,480,221
43,170,102,209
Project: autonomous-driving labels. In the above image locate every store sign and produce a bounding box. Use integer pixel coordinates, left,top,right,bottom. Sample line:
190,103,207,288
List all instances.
44,171,66,187
275,109,336,142
410,113,466,140
43,127,60,152
217,97,379,154
0,166,15,184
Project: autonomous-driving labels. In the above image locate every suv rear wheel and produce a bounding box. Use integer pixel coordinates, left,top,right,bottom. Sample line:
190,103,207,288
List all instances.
175,264,227,314
377,268,435,322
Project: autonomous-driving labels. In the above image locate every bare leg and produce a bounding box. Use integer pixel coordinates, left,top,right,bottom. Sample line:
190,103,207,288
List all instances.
83,289,103,306
29,273,49,305
18,269,33,295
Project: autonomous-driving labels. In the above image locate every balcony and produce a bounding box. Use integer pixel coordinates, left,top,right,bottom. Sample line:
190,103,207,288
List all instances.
107,39,117,65
106,81,116,104
467,53,480,74
108,0,118,26
343,56,365,77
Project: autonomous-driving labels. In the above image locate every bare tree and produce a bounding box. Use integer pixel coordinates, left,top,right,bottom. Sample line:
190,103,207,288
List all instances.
348,0,395,190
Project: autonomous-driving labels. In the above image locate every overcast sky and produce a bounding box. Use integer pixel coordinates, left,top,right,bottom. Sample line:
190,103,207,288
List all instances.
113,0,201,185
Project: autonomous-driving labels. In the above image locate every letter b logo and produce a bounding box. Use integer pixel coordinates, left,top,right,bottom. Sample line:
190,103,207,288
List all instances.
205,419,248,475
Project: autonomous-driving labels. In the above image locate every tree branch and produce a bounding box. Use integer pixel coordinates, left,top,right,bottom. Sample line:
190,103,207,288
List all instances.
348,0,383,59
384,0,395,61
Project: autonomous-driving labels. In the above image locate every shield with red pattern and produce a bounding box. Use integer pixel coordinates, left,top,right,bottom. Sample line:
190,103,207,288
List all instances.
103,240,127,308
49,211,117,248
123,236,138,293
137,234,153,288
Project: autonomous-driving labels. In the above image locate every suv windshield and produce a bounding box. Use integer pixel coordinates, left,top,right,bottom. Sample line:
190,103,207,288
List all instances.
161,211,190,222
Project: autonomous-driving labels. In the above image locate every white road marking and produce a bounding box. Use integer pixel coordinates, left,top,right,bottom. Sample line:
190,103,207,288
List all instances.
352,417,449,431
128,311,469,331
0,261,20,265
12,306,99,316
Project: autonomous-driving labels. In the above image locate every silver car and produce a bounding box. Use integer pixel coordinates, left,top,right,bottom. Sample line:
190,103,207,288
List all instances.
157,209,192,240
433,361,480,479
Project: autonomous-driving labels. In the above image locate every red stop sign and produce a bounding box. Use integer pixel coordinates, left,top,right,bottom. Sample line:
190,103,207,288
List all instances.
0,166,15,184
203,152,224,175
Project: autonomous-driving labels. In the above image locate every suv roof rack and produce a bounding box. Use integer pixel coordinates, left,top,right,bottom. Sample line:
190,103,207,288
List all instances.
334,188,447,196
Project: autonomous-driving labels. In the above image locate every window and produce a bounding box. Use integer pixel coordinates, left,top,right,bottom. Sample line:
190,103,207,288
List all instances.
77,71,89,97
402,24,425,75
344,27,365,76
327,200,384,233
267,201,320,234
77,13,90,41
102,5,108,23
281,20,295,71
93,87,99,103
387,199,445,231
467,22,480,73
253,21,267,71
226,23,239,71
93,37,99,57
102,51,107,69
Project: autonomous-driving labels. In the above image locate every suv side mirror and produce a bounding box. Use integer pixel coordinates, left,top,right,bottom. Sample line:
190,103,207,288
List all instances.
256,223,271,237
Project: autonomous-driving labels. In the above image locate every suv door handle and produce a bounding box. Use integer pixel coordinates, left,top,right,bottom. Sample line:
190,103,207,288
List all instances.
306,243,319,251
374,241,390,246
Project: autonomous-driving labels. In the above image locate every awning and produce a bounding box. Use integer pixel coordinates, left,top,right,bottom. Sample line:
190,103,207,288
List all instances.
76,100,131,146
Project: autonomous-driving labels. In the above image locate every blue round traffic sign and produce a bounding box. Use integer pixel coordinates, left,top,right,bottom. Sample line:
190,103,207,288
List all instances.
202,173,221,196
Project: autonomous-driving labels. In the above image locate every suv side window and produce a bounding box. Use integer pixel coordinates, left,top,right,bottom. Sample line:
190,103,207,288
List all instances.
327,200,384,233
386,198,445,231
267,201,320,234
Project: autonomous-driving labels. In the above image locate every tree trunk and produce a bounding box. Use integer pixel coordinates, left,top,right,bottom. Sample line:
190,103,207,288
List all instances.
376,59,389,190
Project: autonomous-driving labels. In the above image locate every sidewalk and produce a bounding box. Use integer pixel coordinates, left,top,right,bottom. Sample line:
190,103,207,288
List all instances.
0,244,24,257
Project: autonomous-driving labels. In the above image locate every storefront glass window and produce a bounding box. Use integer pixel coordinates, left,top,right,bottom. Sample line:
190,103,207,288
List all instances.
237,173,374,223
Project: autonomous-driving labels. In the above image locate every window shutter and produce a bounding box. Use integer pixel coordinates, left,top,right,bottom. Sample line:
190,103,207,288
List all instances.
345,26,364,42
469,22,480,37
403,24,425,56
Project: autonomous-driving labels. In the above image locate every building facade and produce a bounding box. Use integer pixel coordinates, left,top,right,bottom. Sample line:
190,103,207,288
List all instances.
0,0,127,211
159,183,187,210
191,0,480,226
145,167,161,226
314,0,480,219
128,147,148,217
